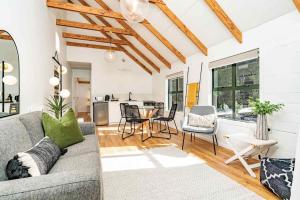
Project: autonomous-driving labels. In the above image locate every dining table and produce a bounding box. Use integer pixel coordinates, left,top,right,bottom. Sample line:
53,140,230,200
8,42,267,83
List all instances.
136,106,158,137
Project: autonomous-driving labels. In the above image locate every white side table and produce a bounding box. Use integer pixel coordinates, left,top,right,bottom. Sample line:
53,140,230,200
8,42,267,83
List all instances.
224,134,277,178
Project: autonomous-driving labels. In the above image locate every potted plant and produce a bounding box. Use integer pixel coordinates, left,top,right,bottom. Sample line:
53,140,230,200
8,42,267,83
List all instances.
45,96,69,119
249,99,284,140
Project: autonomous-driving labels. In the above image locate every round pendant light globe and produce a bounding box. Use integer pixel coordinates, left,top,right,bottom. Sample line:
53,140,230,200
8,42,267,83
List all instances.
61,65,68,74
3,75,17,85
0,62,14,73
120,0,149,23
104,50,117,63
49,77,60,86
60,89,70,99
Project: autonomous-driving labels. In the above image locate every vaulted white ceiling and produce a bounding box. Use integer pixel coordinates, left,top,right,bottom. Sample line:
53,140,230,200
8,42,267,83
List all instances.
61,0,296,73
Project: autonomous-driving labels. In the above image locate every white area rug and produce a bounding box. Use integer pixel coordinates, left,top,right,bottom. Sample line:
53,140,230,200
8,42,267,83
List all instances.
101,145,263,200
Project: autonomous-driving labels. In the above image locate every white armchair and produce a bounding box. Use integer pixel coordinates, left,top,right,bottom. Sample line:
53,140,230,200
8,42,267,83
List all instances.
181,106,218,155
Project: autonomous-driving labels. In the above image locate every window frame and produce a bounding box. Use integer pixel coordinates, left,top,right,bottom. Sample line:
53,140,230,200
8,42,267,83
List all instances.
167,76,184,112
212,58,259,121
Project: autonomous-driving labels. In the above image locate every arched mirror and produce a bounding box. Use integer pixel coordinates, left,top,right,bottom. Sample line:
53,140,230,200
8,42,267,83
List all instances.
0,30,20,118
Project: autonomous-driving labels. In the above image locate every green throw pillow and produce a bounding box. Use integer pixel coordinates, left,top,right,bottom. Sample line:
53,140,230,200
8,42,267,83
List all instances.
42,108,84,149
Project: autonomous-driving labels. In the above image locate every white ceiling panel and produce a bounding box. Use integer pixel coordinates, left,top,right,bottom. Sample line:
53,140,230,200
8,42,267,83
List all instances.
217,0,295,32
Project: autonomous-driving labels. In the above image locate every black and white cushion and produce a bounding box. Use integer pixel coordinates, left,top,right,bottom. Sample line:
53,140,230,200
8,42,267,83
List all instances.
260,157,295,200
6,137,63,179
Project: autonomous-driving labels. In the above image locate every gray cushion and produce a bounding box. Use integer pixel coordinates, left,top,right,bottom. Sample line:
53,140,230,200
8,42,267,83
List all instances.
19,111,44,145
50,152,100,174
79,122,96,136
63,135,99,157
182,124,214,134
0,169,100,200
0,118,32,181
16,137,62,177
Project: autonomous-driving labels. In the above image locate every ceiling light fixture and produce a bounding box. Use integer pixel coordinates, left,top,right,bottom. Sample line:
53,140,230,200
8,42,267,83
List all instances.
104,32,117,63
3,75,17,85
0,62,14,73
120,0,149,23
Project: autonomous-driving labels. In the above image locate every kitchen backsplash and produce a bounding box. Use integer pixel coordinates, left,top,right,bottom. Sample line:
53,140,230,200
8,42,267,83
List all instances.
93,93,153,101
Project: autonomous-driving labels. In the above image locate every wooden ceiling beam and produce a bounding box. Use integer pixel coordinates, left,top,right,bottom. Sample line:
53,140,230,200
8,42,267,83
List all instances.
143,21,186,63
293,0,300,11
204,0,242,43
95,0,185,63
47,0,149,24
66,41,123,51
56,19,132,35
76,0,160,72
149,0,165,4
122,47,152,75
155,2,208,56
96,16,161,73
95,0,171,69
67,0,153,75
62,32,128,45
0,35,12,40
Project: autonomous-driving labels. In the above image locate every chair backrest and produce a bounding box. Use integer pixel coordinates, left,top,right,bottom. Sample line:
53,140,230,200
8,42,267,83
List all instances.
129,105,141,119
125,105,141,120
168,104,177,119
190,106,216,116
120,103,129,118
154,102,164,117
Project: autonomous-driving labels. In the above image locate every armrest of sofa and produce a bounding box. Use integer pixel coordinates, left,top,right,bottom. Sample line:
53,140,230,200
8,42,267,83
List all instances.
79,122,96,135
0,169,102,200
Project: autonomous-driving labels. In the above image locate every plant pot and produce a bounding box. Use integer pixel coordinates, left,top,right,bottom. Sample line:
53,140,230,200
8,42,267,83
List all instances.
255,114,269,140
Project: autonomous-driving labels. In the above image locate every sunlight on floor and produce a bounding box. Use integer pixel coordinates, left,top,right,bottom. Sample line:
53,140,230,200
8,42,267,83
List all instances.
100,145,206,173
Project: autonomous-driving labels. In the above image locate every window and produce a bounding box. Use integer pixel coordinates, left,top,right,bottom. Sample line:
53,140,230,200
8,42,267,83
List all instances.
212,58,259,121
168,76,183,111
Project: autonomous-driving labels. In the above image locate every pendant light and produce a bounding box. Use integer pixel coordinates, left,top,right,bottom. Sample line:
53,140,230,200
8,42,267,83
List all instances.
120,0,149,23
60,89,70,98
104,33,117,63
3,75,17,85
49,77,59,86
0,62,14,73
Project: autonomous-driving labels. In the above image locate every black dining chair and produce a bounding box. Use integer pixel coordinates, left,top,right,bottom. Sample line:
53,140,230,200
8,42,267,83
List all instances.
150,102,164,129
152,104,178,139
118,103,129,132
122,105,152,142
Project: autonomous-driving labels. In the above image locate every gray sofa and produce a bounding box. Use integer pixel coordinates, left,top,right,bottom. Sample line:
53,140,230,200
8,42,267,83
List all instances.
0,112,103,200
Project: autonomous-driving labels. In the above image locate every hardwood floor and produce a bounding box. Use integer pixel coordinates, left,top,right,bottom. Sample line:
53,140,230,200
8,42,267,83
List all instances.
77,112,91,122
97,124,278,200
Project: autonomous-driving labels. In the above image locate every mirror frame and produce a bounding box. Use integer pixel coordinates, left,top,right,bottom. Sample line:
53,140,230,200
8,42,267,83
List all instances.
0,30,20,118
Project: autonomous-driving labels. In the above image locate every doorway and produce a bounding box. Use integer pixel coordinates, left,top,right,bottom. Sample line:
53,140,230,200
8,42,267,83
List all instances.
69,62,91,122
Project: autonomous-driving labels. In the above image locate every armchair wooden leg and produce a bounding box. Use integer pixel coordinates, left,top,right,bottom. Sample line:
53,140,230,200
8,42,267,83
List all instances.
214,135,219,146
182,132,186,150
212,135,217,155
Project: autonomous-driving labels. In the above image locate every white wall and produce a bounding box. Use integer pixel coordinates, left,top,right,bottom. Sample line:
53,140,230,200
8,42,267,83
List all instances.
153,11,300,158
0,0,70,114
67,47,153,101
